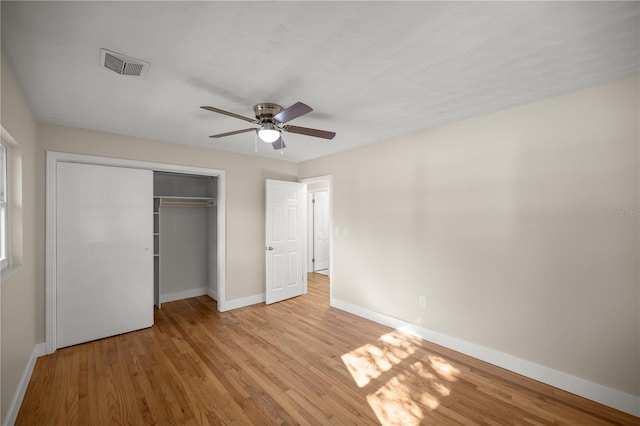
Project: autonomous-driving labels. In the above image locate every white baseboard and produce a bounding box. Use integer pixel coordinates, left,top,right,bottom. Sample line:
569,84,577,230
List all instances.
3,342,46,426
330,297,640,417
218,293,265,312
160,287,209,303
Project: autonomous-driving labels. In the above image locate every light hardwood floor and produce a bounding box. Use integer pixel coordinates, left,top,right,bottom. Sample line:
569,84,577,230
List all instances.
17,273,639,425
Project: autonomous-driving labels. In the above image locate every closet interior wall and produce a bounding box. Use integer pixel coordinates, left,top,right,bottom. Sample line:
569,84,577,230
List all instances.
153,171,217,307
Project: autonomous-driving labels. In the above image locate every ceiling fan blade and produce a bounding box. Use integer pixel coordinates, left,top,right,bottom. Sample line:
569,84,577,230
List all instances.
209,128,256,138
284,125,336,140
201,106,258,124
273,102,313,124
272,137,286,150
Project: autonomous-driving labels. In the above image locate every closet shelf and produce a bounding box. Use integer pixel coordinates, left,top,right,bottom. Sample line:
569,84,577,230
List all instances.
156,196,216,207
154,196,215,200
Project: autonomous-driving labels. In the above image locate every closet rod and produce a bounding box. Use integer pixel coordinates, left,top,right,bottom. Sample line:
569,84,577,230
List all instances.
160,200,215,207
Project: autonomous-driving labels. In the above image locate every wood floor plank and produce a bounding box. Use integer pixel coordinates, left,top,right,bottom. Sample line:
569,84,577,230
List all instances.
15,273,640,425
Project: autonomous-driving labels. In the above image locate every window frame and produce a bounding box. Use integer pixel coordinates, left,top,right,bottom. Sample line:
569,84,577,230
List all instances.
0,139,10,272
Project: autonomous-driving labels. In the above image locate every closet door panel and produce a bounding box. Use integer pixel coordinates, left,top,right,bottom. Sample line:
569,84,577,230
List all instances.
57,162,153,349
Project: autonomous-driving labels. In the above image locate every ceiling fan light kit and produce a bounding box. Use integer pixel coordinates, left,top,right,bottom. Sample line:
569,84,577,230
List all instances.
257,123,281,143
201,101,336,151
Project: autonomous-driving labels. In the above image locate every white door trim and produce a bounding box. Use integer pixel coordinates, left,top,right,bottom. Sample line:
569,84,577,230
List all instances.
46,151,227,355
299,175,333,296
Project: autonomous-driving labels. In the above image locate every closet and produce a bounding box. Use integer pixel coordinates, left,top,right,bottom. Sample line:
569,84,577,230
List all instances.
48,152,225,353
153,171,217,307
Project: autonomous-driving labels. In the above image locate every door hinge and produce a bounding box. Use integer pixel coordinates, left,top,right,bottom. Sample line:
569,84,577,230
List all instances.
312,258,315,263
312,198,315,203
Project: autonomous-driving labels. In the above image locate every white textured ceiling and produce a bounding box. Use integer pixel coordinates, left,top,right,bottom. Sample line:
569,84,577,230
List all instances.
2,1,639,162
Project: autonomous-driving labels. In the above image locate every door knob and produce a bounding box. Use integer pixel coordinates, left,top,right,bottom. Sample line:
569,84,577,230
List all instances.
267,246,274,251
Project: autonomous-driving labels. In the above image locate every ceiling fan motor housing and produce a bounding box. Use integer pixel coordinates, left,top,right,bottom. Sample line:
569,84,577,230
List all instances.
254,103,284,123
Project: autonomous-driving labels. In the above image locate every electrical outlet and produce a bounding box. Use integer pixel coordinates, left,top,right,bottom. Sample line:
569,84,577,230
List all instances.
419,296,426,308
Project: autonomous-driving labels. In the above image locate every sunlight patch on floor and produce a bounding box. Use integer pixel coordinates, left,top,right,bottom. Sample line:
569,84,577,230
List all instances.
341,330,460,425
341,331,418,387
428,355,460,381
342,343,395,387
367,376,424,426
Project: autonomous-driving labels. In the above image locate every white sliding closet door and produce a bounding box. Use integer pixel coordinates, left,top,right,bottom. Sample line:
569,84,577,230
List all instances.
57,162,153,349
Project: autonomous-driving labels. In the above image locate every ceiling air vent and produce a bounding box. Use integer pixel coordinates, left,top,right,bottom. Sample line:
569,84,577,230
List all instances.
99,48,150,78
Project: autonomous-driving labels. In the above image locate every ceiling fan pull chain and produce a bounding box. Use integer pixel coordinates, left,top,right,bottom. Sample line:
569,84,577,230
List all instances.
254,132,258,153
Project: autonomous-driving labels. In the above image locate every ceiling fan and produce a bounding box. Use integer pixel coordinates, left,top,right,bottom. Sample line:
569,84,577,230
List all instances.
200,102,336,150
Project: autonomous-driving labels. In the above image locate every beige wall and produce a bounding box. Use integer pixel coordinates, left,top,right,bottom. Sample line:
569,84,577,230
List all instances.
1,55,39,421
300,77,640,397
307,180,330,191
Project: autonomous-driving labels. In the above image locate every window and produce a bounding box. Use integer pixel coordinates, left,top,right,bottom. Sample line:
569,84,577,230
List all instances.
0,142,8,270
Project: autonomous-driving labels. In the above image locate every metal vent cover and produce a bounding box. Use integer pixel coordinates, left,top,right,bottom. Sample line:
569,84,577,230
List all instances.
100,48,149,77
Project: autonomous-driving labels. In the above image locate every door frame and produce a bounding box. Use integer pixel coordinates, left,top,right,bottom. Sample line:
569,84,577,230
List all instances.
46,151,226,355
299,175,333,295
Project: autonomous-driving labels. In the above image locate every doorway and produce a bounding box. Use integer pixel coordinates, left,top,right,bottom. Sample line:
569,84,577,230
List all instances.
153,172,218,308
300,175,332,299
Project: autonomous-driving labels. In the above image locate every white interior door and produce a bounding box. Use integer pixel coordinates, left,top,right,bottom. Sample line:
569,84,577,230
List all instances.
313,190,330,272
57,162,153,349
266,179,306,304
